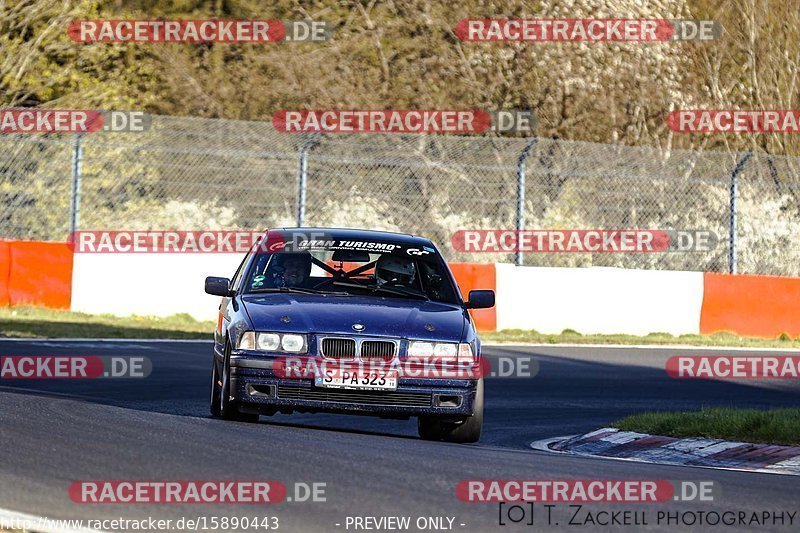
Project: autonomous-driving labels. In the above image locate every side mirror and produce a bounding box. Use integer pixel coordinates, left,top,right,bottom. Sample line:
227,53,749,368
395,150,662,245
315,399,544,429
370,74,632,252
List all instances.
465,289,495,309
205,276,232,297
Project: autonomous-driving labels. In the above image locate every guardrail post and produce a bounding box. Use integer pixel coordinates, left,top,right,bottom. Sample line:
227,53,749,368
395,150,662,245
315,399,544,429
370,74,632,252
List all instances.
728,151,752,275
515,137,538,266
69,133,84,235
296,133,319,228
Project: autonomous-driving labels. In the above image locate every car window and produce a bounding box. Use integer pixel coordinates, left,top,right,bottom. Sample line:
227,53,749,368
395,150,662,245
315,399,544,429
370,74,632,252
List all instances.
230,252,251,293
242,239,460,304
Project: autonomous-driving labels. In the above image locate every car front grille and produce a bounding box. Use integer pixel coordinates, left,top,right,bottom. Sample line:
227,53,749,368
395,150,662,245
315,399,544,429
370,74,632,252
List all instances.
277,386,432,407
321,338,356,359
360,340,396,361
320,337,397,361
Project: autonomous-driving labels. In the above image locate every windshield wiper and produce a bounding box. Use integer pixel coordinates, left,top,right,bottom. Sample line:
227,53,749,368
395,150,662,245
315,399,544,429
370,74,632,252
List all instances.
330,280,429,300
368,284,429,300
248,287,350,296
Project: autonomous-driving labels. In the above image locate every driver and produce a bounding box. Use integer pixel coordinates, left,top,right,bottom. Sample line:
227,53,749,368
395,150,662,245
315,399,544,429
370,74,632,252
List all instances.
374,254,416,287
269,252,312,287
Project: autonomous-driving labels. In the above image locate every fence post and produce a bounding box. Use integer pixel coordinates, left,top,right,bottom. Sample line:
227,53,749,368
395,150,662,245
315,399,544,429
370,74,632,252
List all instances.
69,133,84,235
728,151,752,275
515,137,538,266
296,133,320,227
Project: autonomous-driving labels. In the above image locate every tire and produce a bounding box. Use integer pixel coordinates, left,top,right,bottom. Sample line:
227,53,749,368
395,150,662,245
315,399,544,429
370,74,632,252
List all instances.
417,416,442,440
210,353,222,417
418,378,484,443
217,344,260,423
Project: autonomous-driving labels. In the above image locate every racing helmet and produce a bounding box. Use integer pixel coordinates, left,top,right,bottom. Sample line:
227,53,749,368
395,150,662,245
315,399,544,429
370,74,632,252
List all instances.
272,252,312,285
375,254,416,286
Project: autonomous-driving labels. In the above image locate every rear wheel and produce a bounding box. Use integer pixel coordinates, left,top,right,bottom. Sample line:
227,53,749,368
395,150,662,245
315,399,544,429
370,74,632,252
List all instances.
216,344,259,423
418,378,484,443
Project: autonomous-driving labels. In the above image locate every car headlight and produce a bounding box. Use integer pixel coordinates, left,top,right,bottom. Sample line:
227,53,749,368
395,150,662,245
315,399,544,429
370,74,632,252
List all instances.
281,334,306,353
256,333,280,351
433,343,457,358
408,341,471,362
237,331,307,354
408,341,435,358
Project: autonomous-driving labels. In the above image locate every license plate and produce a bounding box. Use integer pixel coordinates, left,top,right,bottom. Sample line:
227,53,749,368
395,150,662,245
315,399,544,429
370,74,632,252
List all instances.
315,370,398,391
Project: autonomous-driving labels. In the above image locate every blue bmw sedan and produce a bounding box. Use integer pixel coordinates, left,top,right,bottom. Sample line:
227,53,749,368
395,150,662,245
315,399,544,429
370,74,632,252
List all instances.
205,228,494,443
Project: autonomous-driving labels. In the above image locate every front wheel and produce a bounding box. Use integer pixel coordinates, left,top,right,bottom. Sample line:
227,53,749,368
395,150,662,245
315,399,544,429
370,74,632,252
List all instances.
215,344,259,423
418,378,484,443
210,353,222,417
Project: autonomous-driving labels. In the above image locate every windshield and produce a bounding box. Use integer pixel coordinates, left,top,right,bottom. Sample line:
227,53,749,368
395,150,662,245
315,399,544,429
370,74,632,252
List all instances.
242,237,461,304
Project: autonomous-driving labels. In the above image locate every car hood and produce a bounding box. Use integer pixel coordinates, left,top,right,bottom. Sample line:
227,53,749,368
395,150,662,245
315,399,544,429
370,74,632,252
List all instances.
241,294,467,341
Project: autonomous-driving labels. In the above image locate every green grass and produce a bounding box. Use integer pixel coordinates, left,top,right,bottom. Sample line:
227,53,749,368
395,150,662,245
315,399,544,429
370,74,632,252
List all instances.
481,328,800,348
0,306,213,339
615,407,800,446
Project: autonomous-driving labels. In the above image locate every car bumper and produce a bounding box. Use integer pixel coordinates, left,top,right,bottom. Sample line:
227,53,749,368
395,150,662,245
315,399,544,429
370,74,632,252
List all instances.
229,354,478,417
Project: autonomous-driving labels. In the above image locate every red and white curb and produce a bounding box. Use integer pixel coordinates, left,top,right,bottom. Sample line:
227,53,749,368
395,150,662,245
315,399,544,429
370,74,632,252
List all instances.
531,428,800,476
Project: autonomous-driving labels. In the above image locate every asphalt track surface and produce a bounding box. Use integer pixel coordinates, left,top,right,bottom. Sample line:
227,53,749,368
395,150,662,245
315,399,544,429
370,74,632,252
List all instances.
1,339,800,532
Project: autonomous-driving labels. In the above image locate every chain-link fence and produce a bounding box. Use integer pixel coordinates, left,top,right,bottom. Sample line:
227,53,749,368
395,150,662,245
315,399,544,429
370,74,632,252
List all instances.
2,114,800,275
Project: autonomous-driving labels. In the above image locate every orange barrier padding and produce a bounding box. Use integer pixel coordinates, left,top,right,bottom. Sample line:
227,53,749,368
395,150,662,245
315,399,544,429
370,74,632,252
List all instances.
449,262,496,332
700,272,800,339
0,241,10,306
7,241,73,309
